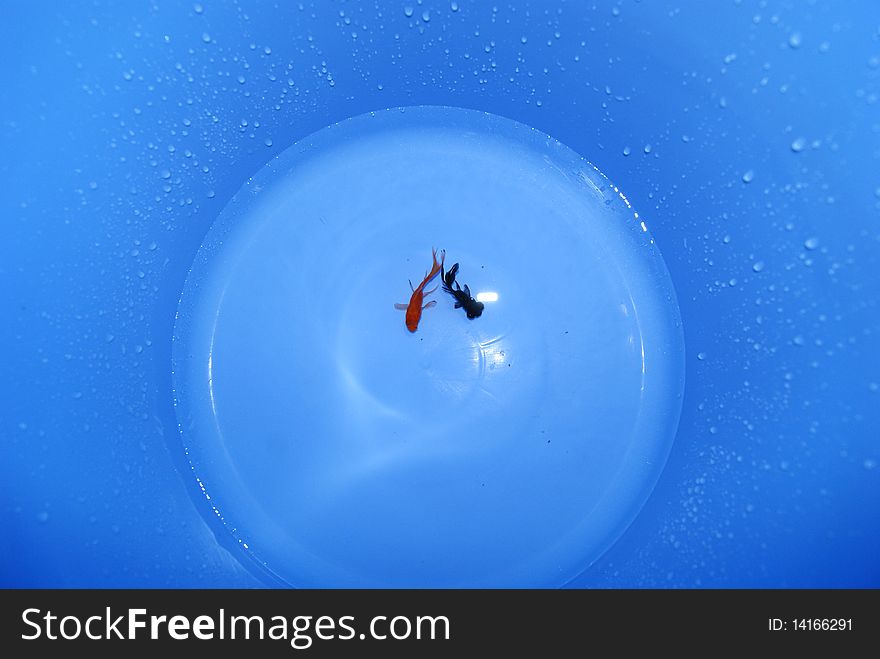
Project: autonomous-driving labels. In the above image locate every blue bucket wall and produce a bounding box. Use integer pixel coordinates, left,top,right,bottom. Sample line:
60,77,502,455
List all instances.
2,1,878,587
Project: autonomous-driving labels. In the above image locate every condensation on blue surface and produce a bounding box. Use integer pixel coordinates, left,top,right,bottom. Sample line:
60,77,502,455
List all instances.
171,107,684,586
1,1,879,587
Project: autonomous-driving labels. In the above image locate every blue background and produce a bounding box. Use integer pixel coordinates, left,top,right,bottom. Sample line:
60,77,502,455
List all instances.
2,0,878,587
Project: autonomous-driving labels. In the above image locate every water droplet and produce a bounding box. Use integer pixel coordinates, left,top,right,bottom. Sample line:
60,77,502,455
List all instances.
643,144,652,154
421,10,430,22
742,170,755,183
728,278,738,286
804,237,819,250
193,3,203,14
865,458,877,470
788,32,802,49
207,190,216,198
403,6,413,18
237,74,246,84
622,146,631,156
752,261,765,272
201,32,212,43
521,36,528,44
793,335,805,346
790,137,806,152
160,169,171,179
264,137,273,147
451,1,459,11
105,333,115,343
697,351,707,361
264,46,272,55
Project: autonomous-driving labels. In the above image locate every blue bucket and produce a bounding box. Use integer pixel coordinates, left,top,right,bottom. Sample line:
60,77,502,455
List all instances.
2,1,877,587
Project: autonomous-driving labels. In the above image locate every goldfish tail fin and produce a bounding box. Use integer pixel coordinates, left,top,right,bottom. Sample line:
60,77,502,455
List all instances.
427,247,444,280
